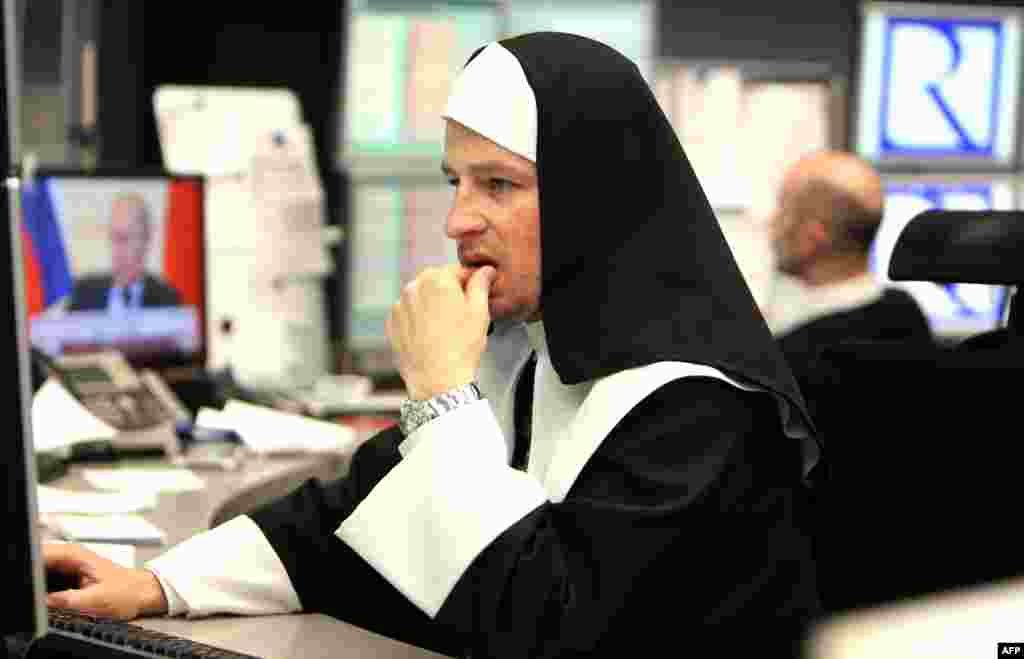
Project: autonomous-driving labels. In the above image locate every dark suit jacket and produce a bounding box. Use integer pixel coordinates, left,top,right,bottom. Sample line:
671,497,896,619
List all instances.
776,288,932,424
67,273,182,312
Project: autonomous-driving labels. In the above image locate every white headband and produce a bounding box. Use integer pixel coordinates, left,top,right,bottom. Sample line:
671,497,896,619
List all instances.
442,43,538,163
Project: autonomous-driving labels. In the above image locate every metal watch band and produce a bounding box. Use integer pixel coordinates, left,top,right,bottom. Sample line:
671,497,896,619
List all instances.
399,382,483,437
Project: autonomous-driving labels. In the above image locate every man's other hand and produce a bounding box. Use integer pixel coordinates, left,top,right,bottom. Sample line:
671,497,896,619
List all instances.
44,542,168,620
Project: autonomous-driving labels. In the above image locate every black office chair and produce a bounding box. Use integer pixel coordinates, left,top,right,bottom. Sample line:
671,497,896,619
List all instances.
812,210,1024,615
888,208,1023,345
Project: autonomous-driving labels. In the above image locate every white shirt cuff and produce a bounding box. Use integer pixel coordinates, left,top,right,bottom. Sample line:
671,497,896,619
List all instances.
145,515,302,618
397,398,505,459
338,399,547,618
147,568,188,617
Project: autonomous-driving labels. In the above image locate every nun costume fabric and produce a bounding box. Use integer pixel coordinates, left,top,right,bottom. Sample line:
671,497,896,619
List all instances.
146,32,823,658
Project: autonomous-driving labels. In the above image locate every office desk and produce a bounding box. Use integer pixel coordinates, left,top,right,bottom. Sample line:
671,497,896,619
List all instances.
807,574,1024,659
137,614,451,659
47,452,348,564
43,453,451,658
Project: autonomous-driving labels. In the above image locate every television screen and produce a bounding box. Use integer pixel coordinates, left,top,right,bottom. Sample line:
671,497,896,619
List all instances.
855,2,1023,170
19,169,206,369
871,176,1013,337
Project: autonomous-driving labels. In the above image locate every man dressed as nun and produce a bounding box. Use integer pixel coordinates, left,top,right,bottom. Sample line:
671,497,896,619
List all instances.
45,32,824,658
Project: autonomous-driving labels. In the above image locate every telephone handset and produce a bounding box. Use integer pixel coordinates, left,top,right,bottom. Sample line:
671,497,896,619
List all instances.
37,349,191,432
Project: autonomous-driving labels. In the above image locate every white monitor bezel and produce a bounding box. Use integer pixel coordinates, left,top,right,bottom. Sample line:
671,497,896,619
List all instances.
854,1,1024,172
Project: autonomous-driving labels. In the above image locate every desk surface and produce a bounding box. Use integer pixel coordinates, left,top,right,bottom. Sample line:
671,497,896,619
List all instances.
137,614,451,659
807,575,1024,659
44,451,448,658
49,452,347,564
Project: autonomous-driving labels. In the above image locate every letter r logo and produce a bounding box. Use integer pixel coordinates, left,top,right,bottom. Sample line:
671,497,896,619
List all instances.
880,16,1003,156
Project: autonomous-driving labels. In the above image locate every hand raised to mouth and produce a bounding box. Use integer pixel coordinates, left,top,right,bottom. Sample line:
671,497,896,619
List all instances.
386,264,496,400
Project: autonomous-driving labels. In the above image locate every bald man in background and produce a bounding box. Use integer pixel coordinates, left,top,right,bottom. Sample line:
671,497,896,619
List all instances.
768,151,932,417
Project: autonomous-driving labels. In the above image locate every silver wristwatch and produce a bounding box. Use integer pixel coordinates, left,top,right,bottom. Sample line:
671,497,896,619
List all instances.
399,382,484,437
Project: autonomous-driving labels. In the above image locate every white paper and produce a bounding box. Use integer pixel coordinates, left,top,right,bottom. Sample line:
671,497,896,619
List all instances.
36,485,158,515
193,407,229,428
192,126,332,382
31,379,118,452
204,175,255,251
224,311,329,390
248,127,331,280
304,391,405,416
49,540,137,568
154,86,303,177
204,255,330,382
48,514,167,546
197,399,358,455
254,225,333,280
81,467,206,493
249,125,322,202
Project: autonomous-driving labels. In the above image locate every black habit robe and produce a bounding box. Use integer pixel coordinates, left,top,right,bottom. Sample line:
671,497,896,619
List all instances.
251,379,818,658
778,288,932,423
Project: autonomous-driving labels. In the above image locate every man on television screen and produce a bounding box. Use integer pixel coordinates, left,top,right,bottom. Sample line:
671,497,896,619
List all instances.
67,192,181,313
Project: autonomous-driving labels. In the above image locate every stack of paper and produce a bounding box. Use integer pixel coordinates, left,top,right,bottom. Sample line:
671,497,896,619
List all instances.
47,514,166,546
31,379,117,453
153,85,335,388
154,86,304,177
80,467,206,494
196,399,358,455
36,485,158,515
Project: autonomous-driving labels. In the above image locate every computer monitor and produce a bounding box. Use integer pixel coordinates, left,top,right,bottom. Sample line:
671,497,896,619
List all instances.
338,3,501,172
870,175,1014,338
346,180,456,357
2,179,47,651
2,0,48,644
18,168,206,371
854,1,1024,171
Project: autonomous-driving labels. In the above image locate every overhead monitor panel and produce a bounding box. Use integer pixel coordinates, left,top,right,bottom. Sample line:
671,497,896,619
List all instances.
346,180,456,353
339,1,500,174
855,2,1023,171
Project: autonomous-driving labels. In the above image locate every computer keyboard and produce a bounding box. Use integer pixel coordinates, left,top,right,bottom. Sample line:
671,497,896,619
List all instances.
28,608,264,659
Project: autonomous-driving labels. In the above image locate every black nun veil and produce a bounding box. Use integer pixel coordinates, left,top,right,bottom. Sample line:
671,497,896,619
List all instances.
486,32,821,475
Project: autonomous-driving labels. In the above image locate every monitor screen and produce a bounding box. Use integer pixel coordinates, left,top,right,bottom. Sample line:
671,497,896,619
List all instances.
854,2,1023,170
870,176,1014,337
18,169,206,370
339,4,500,168
346,180,456,354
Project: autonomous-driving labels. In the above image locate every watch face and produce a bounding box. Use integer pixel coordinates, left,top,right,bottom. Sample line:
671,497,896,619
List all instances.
399,398,436,436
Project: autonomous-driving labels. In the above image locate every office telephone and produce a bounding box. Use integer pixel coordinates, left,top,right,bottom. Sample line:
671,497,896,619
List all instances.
39,350,191,432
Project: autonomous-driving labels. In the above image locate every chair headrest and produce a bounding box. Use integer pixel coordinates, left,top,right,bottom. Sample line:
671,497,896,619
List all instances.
888,210,1024,285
